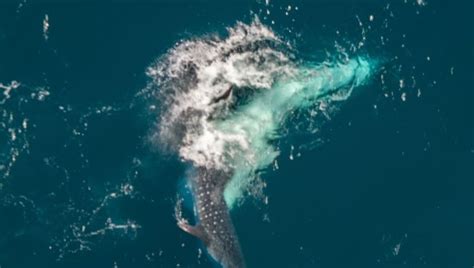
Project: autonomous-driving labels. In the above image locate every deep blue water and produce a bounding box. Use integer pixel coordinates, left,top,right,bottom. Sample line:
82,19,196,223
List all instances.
0,1,473,267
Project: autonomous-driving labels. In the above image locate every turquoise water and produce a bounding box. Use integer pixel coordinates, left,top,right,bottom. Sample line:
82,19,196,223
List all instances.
220,57,375,207
0,1,473,267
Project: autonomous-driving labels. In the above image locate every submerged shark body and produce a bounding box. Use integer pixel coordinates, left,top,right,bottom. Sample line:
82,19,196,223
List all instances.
177,167,245,268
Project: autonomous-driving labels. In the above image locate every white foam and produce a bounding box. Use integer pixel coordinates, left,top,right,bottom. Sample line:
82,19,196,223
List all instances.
43,14,50,41
148,18,376,207
0,80,21,104
148,18,295,170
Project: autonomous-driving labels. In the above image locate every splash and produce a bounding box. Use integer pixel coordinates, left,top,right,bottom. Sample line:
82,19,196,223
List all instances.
147,18,376,208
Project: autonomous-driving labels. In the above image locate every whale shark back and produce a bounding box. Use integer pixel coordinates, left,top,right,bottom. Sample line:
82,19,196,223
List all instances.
178,167,245,268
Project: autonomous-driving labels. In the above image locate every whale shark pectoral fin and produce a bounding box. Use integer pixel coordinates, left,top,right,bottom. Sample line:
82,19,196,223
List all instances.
177,220,209,245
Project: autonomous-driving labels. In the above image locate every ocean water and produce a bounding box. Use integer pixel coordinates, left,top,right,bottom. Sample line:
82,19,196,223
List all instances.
0,1,473,268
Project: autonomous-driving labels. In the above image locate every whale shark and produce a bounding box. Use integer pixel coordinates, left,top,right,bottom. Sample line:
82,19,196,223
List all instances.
147,19,376,268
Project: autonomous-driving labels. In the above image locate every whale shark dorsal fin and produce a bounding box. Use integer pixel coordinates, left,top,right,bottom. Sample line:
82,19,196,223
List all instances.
210,85,233,104
177,221,209,245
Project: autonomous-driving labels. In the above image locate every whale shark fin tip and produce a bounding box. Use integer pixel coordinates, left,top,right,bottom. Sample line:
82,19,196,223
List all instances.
177,220,209,244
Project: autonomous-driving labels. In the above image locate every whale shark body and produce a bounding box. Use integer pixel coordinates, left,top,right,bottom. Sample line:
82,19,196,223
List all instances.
177,167,245,268
148,19,376,268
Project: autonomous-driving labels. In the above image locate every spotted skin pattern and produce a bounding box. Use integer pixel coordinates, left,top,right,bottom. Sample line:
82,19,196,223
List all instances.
177,167,245,268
